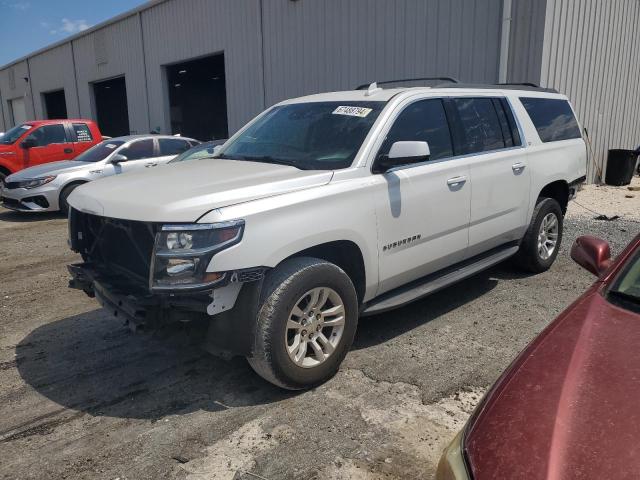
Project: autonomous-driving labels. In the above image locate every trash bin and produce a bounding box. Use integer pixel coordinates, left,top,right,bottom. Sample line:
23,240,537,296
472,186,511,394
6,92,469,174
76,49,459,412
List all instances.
605,149,639,186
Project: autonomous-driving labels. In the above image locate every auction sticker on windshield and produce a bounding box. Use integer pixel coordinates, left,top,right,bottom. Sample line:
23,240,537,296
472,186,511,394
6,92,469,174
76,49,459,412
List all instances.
332,106,372,117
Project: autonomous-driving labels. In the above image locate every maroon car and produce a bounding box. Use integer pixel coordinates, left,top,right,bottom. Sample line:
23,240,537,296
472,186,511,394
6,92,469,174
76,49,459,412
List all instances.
437,233,640,480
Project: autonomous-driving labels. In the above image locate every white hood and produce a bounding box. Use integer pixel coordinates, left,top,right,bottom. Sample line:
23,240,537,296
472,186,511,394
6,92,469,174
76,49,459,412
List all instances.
68,158,334,222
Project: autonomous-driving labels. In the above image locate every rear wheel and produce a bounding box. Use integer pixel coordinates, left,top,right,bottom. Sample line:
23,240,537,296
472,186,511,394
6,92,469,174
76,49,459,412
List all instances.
248,257,358,390
514,197,563,273
59,183,83,215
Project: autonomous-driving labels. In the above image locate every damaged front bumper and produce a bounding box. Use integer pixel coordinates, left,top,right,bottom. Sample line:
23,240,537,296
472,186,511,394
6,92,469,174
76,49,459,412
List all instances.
68,262,264,356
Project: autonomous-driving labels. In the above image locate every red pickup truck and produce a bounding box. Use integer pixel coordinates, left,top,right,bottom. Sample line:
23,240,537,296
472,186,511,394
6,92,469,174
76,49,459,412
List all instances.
0,119,103,182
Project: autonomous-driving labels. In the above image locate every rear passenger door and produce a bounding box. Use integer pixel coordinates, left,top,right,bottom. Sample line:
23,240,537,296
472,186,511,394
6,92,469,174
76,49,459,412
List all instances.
373,98,471,295
156,138,192,165
70,122,96,157
450,97,530,257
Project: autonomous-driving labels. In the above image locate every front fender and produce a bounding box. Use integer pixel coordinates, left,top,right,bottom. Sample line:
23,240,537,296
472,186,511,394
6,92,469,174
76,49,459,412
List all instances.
200,186,380,301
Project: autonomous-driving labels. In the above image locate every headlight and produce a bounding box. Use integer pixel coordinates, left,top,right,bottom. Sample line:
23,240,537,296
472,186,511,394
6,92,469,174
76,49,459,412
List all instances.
436,431,471,480
15,175,57,189
150,220,244,291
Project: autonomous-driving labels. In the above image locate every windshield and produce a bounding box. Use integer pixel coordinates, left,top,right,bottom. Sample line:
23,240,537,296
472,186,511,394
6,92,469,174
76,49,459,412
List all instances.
74,140,125,162
169,143,219,163
217,101,385,170
609,248,640,312
0,124,32,145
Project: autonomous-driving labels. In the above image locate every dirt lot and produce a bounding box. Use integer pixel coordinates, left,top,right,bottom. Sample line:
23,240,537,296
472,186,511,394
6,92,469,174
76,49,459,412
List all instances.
1,180,638,480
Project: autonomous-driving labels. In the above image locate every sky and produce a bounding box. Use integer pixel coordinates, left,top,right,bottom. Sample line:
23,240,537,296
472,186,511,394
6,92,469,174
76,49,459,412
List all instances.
0,0,147,66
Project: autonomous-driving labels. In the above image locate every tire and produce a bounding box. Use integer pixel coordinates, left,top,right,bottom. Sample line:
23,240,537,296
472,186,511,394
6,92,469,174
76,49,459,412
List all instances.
59,183,82,215
514,197,563,273
248,257,359,390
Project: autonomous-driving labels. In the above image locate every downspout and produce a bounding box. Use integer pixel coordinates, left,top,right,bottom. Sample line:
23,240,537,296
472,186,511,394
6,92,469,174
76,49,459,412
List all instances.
498,0,512,83
25,57,36,119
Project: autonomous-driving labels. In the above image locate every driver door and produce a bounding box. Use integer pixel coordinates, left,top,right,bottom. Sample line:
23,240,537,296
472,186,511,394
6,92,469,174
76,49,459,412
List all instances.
23,123,74,167
373,98,471,295
113,138,156,174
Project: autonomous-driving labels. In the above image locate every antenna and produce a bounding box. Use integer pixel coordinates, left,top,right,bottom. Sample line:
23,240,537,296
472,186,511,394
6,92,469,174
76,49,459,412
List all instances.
364,82,382,96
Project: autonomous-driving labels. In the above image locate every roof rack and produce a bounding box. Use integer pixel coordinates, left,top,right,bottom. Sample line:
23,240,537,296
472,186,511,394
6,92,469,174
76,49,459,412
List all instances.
434,82,559,93
355,76,459,90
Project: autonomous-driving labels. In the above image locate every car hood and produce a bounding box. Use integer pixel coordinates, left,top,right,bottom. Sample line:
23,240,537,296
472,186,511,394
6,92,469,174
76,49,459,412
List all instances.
465,288,640,479
68,158,334,222
6,160,90,181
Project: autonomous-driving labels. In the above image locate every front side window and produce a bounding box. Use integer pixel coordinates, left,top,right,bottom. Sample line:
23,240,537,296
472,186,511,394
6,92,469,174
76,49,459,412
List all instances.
158,138,190,156
26,124,68,147
608,250,640,313
379,99,453,160
73,123,93,142
119,139,154,160
0,123,32,145
218,101,385,170
520,97,582,142
75,140,125,162
453,98,505,154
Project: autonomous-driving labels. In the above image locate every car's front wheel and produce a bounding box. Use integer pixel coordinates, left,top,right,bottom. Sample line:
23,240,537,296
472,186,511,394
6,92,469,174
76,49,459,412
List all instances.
248,257,358,390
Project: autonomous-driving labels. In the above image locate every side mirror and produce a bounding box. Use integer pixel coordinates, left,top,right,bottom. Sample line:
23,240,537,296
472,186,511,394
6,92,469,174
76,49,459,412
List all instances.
21,138,36,149
374,141,430,173
571,235,612,276
111,153,128,164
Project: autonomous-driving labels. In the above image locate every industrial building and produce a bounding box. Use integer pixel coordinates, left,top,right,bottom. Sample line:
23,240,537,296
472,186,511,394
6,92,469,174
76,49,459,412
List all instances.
1,0,638,182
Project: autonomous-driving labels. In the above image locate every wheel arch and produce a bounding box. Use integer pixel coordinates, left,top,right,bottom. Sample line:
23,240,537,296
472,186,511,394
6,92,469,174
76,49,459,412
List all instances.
538,180,569,214
59,180,89,207
280,240,367,304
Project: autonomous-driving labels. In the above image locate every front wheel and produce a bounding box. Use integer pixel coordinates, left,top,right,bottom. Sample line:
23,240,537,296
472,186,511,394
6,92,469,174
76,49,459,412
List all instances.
514,197,563,273
248,257,359,390
59,183,82,215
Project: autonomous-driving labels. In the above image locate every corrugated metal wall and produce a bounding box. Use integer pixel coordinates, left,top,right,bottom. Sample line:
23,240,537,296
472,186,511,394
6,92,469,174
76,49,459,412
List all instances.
140,0,264,134
261,0,504,106
507,0,547,84
28,43,79,119
0,60,33,128
72,14,149,134
540,0,640,182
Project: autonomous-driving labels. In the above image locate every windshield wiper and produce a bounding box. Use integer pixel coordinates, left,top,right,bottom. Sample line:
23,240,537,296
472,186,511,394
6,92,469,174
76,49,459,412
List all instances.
609,289,640,306
222,154,303,169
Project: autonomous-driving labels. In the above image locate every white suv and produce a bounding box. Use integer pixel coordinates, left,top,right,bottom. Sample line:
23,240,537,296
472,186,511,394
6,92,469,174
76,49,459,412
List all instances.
67,82,586,389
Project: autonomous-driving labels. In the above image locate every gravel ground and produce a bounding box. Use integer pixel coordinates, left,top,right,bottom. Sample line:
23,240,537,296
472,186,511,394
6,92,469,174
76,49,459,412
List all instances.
0,182,638,480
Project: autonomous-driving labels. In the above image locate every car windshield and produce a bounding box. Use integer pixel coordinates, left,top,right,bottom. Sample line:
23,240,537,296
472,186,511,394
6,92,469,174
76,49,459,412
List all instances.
75,140,125,162
609,248,640,312
216,101,385,170
169,143,218,163
0,124,33,145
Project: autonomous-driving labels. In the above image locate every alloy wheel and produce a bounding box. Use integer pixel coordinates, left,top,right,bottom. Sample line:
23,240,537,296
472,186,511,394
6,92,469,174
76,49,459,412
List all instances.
537,212,559,260
285,287,345,368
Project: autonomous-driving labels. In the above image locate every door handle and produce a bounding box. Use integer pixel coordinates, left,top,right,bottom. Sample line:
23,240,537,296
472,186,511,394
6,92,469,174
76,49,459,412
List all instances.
145,163,158,168
512,162,526,173
447,176,467,187
64,148,73,154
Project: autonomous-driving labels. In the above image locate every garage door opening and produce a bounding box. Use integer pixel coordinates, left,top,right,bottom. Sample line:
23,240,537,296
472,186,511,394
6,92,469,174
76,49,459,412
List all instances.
93,76,130,137
166,54,228,141
43,89,67,119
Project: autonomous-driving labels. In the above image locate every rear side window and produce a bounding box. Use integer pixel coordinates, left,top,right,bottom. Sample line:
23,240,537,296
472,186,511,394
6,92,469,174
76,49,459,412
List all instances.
520,97,581,142
158,138,190,155
27,124,67,147
452,98,505,154
381,99,453,160
119,139,154,161
73,123,93,142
